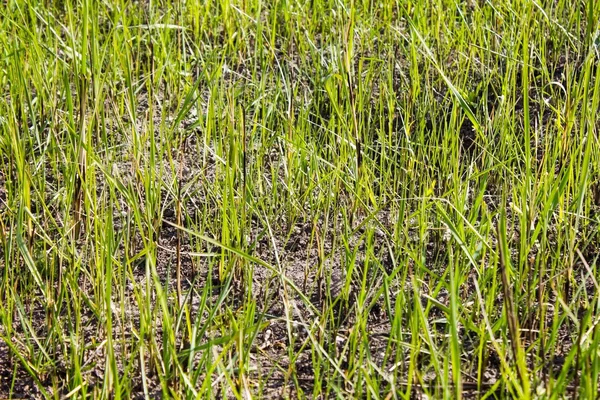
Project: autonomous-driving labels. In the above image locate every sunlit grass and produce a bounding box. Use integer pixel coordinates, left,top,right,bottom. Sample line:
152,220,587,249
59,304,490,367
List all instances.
0,0,599,398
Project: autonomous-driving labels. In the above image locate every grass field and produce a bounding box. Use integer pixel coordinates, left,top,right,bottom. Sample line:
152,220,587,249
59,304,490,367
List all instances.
1,0,600,398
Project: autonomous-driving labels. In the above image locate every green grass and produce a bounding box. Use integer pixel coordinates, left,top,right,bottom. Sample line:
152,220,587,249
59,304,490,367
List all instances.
0,0,599,398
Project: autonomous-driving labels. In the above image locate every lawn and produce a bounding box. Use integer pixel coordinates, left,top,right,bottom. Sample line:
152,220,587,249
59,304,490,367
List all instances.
0,0,599,398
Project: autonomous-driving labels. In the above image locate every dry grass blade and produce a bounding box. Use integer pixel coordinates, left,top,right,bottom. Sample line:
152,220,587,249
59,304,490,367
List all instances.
497,212,530,398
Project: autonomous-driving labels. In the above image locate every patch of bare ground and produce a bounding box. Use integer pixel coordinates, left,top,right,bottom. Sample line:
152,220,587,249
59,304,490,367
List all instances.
0,338,43,399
